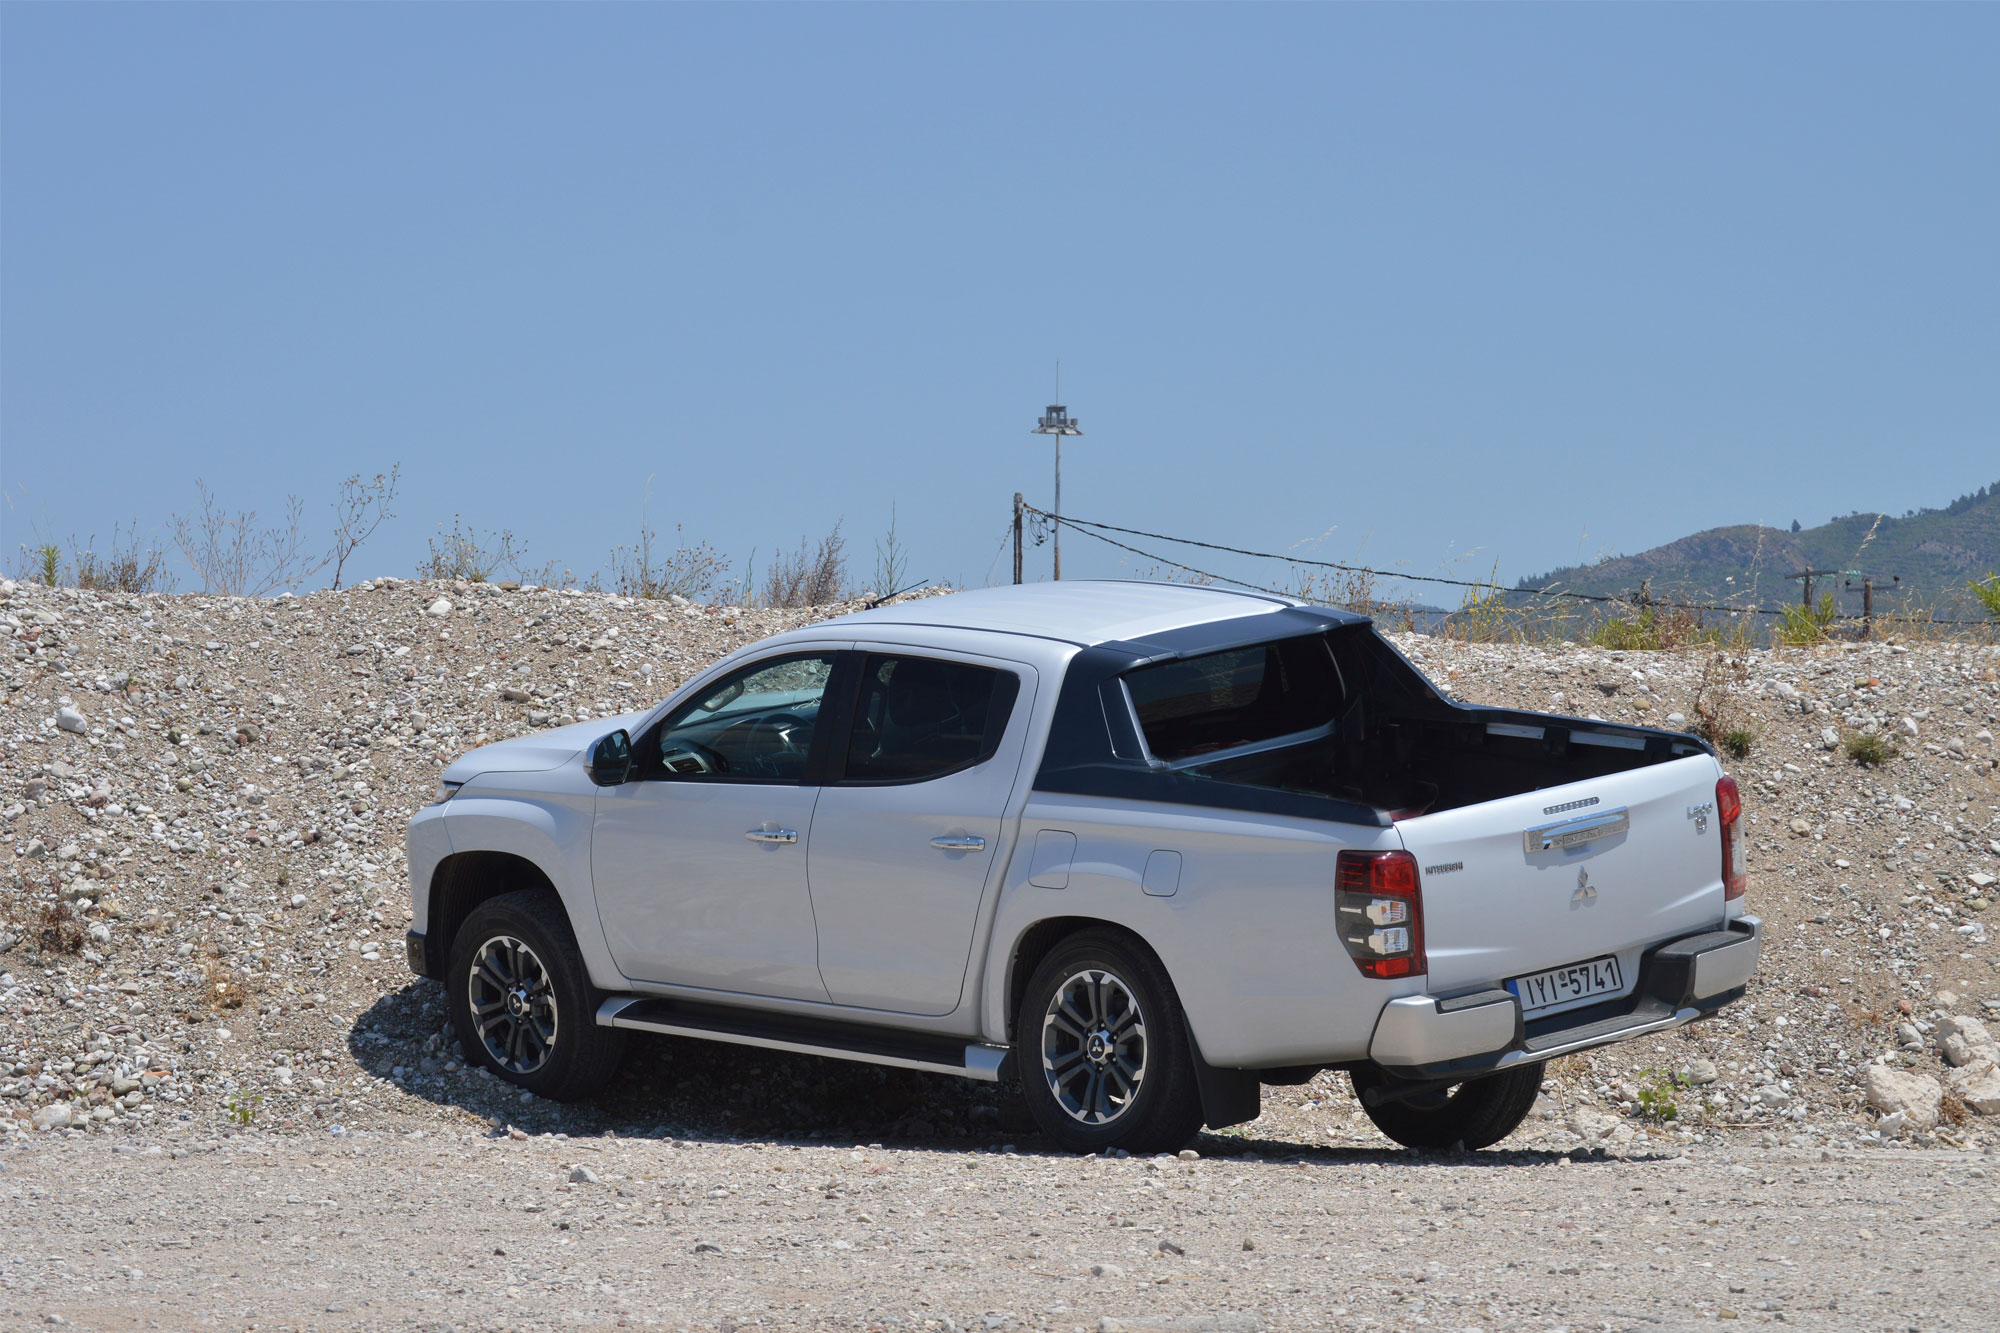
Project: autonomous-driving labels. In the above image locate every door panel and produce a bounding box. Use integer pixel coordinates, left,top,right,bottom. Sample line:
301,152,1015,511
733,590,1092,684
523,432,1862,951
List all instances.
592,782,827,999
807,653,1037,1015
589,650,843,1002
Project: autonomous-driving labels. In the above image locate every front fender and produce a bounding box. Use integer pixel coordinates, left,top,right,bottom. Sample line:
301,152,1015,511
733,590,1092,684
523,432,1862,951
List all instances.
441,769,619,991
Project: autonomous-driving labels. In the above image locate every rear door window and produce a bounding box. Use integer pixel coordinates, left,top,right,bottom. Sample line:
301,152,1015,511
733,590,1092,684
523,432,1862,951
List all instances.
842,654,1020,783
1124,636,1342,762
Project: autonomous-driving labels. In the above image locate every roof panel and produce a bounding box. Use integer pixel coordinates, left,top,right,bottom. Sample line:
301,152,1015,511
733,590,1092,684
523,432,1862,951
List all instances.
814,580,1346,647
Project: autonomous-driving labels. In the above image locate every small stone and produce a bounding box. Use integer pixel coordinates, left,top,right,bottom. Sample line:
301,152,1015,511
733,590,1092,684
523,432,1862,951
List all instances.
1681,1058,1719,1086
55,706,87,734
568,1164,599,1183
1901,717,1920,738
33,1101,73,1130
1789,818,1812,836
1820,726,1840,749
692,1241,722,1253
1176,1149,1198,1160
1090,1262,1125,1278
427,597,453,618
1156,1238,1184,1256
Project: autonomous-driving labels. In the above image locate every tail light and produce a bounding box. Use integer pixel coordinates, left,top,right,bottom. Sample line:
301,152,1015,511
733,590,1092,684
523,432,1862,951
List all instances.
1336,849,1425,978
1716,775,1746,901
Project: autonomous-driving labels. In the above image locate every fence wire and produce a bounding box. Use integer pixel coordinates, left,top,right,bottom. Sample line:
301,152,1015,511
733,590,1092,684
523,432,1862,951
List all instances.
1021,504,1996,627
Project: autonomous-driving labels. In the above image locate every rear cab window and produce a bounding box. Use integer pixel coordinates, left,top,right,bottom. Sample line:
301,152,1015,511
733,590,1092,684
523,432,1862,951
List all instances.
1123,636,1344,764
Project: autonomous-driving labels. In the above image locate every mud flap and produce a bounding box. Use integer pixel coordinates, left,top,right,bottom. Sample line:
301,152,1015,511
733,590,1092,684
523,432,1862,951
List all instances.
1190,1035,1261,1130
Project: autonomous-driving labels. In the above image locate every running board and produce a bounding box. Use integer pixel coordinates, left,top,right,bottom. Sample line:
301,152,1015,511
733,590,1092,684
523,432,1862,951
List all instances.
596,996,1010,1082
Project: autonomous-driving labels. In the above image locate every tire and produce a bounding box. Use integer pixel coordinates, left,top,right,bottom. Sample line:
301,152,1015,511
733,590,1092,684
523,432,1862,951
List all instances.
1351,1062,1544,1151
448,889,626,1102
1017,929,1205,1154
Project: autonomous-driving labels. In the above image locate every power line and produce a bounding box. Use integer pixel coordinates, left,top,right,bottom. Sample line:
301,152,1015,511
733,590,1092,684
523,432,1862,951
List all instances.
1024,504,1994,625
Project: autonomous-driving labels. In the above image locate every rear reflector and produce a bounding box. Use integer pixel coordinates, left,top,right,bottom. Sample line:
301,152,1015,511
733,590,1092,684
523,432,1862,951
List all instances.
1336,849,1425,979
1716,775,1746,901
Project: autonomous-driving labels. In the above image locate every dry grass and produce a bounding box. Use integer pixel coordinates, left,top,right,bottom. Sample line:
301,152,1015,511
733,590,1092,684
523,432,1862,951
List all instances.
763,524,848,608
1689,651,1757,757
1843,730,1898,767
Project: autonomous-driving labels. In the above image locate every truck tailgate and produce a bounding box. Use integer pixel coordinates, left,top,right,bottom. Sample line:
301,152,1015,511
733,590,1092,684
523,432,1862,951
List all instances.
1395,753,1727,1001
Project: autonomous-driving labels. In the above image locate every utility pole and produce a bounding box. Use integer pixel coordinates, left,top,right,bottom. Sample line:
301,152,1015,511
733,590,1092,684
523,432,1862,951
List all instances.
1012,493,1024,585
1031,403,1082,580
1786,568,1838,608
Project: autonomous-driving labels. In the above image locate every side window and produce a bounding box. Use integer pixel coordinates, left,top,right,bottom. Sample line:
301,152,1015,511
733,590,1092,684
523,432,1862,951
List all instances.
1123,636,1342,762
648,653,836,783
842,654,1019,783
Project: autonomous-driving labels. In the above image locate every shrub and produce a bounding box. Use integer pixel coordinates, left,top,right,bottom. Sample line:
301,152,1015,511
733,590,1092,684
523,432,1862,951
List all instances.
1773,593,1839,647
869,505,911,602
328,465,401,590
1971,573,2000,622
420,516,528,583
1689,651,1754,757
763,524,847,608
1844,730,1897,767
69,521,177,594
170,482,326,596
610,485,726,601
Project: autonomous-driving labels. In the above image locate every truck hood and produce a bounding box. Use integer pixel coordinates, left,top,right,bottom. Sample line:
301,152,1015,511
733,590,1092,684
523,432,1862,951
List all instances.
441,711,651,784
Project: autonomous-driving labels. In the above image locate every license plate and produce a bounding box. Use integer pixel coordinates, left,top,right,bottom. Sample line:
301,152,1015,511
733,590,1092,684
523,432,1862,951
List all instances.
1508,955,1624,1015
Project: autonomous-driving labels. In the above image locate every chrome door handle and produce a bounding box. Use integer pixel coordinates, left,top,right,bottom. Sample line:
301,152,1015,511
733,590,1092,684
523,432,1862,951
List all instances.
745,829,799,844
930,835,987,852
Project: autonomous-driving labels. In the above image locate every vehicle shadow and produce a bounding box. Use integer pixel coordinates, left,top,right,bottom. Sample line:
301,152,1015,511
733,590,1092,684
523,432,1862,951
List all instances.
346,978,1035,1147
346,980,1624,1166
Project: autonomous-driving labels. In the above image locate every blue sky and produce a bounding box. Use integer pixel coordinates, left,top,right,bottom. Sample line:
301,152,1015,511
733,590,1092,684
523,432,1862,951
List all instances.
4,5,1995,600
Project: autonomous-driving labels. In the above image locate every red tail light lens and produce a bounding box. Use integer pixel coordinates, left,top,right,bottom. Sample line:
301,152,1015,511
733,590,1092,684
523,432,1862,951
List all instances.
1335,849,1425,978
1716,775,1746,901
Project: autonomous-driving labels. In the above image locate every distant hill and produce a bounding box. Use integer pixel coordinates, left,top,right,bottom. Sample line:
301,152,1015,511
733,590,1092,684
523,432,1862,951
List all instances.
1516,481,2000,614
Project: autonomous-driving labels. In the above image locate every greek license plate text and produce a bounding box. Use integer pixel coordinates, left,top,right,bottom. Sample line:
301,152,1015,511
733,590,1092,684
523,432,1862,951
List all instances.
1508,956,1623,1015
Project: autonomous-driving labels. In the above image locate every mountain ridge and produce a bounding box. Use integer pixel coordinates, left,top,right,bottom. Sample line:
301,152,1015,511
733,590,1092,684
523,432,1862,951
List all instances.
1517,481,1999,614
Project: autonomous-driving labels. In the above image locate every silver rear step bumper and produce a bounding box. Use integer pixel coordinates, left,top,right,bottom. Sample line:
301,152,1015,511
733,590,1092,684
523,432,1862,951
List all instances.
1369,915,1761,1079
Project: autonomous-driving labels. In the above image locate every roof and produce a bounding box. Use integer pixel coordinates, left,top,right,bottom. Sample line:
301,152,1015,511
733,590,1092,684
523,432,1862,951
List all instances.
813,580,1364,648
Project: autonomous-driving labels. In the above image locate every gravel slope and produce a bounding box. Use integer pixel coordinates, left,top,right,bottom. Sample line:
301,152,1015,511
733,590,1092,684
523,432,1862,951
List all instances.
1,577,1997,1151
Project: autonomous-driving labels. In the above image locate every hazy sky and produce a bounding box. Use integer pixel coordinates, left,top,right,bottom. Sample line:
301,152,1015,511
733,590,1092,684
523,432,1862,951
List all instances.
4,5,1995,600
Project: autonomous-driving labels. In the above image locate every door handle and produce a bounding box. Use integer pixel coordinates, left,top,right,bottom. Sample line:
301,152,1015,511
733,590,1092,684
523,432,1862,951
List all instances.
930,835,987,852
745,829,799,844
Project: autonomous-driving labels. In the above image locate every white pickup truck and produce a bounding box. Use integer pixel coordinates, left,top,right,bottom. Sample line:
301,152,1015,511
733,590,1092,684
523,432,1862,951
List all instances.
405,582,1760,1153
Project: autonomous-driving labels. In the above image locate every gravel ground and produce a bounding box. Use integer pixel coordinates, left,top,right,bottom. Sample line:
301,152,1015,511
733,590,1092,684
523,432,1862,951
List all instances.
2,1131,1995,1331
2,575,2000,1328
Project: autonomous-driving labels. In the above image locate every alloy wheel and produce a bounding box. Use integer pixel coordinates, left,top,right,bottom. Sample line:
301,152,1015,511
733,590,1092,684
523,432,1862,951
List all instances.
1041,968,1147,1124
467,934,559,1074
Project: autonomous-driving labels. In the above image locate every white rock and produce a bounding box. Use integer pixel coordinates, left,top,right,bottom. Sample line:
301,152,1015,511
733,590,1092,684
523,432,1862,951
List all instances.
1937,1015,1997,1068
1821,726,1840,749
1946,1058,2000,1115
55,706,87,734
1680,1058,1719,1086
569,1164,599,1183
32,1101,73,1130
427,597,453,618
1863,1064,1941,1130
1901,717,1920,738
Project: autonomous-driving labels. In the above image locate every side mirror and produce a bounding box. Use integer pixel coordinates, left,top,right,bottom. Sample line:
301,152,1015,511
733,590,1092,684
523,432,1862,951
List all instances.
584,729,633,786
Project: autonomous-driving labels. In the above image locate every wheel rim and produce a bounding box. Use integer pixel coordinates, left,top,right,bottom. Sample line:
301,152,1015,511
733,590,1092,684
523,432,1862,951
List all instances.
1041,968,1147,1125
467,935,558,1075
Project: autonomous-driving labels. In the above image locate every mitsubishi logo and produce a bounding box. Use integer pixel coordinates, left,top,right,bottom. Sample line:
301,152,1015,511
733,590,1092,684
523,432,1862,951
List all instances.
1573,867,1598,904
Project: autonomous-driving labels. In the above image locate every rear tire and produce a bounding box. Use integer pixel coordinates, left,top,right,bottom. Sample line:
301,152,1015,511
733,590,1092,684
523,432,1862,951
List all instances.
1017,930,1205,1154
448,889,626,1102
1351,1063,1544,1151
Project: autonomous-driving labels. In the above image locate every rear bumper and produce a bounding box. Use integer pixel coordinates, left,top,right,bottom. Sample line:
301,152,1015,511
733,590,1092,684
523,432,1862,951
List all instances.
1368,916,1761,1079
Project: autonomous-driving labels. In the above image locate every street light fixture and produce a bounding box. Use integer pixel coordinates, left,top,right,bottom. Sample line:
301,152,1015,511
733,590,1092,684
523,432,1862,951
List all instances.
1031,403,1082,580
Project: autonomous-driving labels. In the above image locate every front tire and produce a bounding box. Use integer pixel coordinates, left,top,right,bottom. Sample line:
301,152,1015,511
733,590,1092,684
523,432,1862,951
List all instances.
1017,930,1205,1154
448,889,626,1101
1351,1063,1544,1151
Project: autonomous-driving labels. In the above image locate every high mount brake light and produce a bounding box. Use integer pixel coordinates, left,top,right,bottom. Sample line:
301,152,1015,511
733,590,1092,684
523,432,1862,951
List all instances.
1716,775,1746,902
1335,849,1425,979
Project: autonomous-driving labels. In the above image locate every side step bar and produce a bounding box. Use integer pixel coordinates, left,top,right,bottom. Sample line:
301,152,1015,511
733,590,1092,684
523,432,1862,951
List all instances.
597,996,1010,1082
